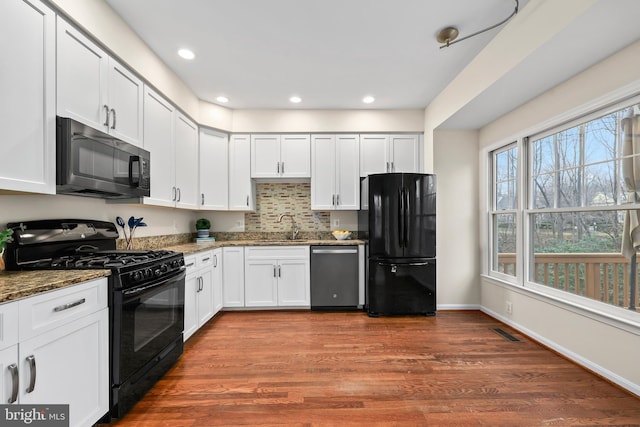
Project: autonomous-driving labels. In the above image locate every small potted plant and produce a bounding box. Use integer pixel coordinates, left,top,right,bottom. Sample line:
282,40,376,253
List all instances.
0,228,14,271
196,218,211,238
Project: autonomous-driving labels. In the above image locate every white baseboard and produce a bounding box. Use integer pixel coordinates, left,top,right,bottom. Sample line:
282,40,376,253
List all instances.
481,306,640,397
437,304,481,310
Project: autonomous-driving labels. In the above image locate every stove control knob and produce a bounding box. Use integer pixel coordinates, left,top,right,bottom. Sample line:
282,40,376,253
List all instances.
130,271,143,282
171,260,179,269
160,263,169,273
145,268,153,278
154,268,162,277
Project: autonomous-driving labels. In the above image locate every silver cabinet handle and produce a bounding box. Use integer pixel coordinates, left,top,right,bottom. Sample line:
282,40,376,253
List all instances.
281,162,285,174
386,162,390,172
185,262,195,268
332,194,336,206
103,105,110,127
273,265,277,278
110,108,116,129
172,186,177,201
336,194,340,206
213,254,218,268
53,298,85,312
246,195,249,206
177,188,181,202
202,257,211,262
277,162,280,174
391,162,395,172
278,265,281,277
26,355,36,393
201,193,205,205
7,363,18,403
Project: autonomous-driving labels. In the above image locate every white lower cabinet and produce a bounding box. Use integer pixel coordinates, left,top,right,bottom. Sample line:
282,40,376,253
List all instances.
244,246,310,308
223,247,245,307
0,278,109,427
184,250,222,341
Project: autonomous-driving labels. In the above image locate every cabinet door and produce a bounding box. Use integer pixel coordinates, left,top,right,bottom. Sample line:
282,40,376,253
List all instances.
277,260,310,306
311,135,337,210
245,260,278,307
212,249,224,314
280,134,311,177
107,58,144,147
197,268,215,326
390,135,420,173
222,247,245,307
174,113,199,209
229,135,255,211
143,87,175,206
335,134,360,210
0,345,19,405
359,134,390,177
199,130,229,210
19,308,109,427
251,134,281,178
0,0,55,194
57,18,109,132
183,271,199,341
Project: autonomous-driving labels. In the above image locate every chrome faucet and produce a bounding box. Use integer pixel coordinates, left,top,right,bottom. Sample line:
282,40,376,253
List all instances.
278,214,299,240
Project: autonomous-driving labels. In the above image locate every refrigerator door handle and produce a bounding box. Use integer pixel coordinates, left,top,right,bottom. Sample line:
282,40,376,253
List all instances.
376,261,433,267
404,187,410,248
398,187,405,248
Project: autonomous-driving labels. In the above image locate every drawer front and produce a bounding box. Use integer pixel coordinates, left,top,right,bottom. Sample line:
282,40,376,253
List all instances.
19,277,108,340
184,254,197,271
245,246,309,260
198,251,214,268
0,301,19,351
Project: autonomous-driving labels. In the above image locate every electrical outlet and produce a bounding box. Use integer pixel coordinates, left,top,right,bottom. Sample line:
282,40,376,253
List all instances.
333,218,339,228
506,301,513,315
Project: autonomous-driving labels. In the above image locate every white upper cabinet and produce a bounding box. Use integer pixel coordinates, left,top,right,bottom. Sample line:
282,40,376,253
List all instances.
251,134,310,178
360,134,421,176
199,129,229,210
174,113,199,209
229,135,255,210
0,0,55,194
143,87,175,207
57,18,143,147
311,134,360,210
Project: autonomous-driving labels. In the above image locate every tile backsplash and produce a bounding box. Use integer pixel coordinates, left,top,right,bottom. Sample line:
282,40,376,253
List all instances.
245,183,330,232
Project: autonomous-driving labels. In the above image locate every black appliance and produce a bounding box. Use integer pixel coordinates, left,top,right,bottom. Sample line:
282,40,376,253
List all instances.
310,246,360,310
57,116,151,199
359,173,436,316
3,219,185,421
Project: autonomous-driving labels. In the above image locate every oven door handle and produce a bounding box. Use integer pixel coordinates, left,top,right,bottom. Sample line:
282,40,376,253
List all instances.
123,270,185,297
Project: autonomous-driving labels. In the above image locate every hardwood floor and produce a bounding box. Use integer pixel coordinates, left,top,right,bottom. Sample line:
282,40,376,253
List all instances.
109,311,640,426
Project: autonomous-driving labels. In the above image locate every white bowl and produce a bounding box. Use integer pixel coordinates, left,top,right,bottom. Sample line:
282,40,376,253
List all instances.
332,231,352,240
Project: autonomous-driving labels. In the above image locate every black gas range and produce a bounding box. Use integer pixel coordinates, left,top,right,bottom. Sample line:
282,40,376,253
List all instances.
4,219,186,421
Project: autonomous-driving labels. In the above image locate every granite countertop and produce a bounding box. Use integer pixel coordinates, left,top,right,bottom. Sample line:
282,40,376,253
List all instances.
0,238,363,304
164,239,365,256
0,269,111,304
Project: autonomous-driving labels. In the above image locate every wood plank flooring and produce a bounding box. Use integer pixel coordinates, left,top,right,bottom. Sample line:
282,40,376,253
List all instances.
108,311,640,426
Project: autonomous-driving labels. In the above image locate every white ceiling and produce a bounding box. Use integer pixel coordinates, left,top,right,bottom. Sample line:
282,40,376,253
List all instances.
104,0,640,129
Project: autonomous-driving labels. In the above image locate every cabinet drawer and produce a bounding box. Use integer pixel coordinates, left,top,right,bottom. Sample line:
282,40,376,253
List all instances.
245,246,309,260
0,301,19,351
184,254,197,271
198,251,214,268
19,278,108,341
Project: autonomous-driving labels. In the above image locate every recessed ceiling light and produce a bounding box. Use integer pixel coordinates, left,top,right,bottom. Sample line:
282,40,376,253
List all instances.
289,96,302,104
216,96,229,103
363,96,375,104
178,49,195,60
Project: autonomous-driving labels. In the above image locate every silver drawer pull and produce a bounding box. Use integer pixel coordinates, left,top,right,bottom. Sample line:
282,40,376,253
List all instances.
202,257,211,262
53,298,86,312
185,262,195,268
26,355,36,393
7,363,18,403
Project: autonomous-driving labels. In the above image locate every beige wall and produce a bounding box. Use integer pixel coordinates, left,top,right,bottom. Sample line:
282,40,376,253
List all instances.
476,39,640,395
433,130,480,307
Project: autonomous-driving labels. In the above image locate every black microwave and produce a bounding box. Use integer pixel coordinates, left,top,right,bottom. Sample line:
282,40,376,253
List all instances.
56,116,150,199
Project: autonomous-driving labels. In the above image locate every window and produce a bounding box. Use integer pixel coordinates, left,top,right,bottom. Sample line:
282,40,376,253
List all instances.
490,143,518,277
527,103,640,311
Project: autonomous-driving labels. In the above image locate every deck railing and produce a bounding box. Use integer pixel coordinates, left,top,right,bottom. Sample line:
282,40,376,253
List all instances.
497,253,639,309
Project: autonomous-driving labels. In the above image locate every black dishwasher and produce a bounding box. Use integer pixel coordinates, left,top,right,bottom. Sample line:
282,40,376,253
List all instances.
310,246,359,310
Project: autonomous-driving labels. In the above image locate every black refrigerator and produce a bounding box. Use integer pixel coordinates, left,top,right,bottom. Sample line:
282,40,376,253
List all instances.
359,173,436,316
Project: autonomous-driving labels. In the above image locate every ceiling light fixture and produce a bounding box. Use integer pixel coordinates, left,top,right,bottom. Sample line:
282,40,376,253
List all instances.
216,96,229,103
178,48,195,60
289,96,302,104
437,0,519,49
362,96,375,104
